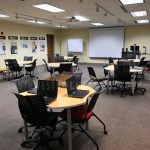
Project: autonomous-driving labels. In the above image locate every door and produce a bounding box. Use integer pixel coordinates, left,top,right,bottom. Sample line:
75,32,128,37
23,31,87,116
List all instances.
47,34,54,63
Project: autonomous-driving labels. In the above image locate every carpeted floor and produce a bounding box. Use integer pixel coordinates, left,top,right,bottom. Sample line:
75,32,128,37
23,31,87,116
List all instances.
0,63,150,150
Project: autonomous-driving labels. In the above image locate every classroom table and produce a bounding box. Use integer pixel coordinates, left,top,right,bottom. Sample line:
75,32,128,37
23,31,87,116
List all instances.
18,61,33,76
64,56,74,61
104,65,143,95
48,62,77,77
20,85,95,150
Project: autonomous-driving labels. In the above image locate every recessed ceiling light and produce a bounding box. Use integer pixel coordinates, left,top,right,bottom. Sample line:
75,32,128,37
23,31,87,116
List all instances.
27,20,46,24
120,0,144,5
0,14,10,18
33,4,65,13
91,23,104,26
131,11,147,17
75,16,90,21
136,19,149,23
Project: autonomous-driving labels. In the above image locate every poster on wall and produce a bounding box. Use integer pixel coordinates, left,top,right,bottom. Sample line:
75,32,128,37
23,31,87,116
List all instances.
39,37,45,52
0,36,6,55
8,36,18,54
20,36,28,49
30,37,37,53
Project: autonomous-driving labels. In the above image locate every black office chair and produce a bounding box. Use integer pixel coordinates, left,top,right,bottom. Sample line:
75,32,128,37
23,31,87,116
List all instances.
73,57,80,71
103,64,115,94
59,56,64,62
6,59,23,79
25,59,38,79
60,92,107,150
71,56,77,63
72,72,83,86
139,57,145,67
108,57,114,65
43,59,53,76
114,63,131,97
59,63,73,74
86,67,108,92
13,93,62,149
15,76,35,134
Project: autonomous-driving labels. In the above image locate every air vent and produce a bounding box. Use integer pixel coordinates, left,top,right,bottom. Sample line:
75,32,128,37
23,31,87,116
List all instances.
120,5,128,13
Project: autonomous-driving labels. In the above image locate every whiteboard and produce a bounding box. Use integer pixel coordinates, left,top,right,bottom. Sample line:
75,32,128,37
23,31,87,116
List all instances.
89,28,124,58
68,39,83,52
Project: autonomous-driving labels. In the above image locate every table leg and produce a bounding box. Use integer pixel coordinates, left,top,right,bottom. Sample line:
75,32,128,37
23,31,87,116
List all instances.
23,64,25,76
23,120,29,140
67,108,72,150
131,73,136,95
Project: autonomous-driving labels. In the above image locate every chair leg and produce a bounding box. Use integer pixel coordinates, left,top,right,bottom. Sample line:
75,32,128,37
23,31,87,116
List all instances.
79,123,99,150
92,113,107,134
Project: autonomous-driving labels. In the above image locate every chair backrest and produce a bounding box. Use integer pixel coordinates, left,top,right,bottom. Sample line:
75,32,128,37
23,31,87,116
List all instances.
31,59,37,69
114,63,131,81
15,76,35,93
72,72,82,85
37,80,58,98
74,57,79,64
4,59,12,69
42,59,49,71
14,93,51,126
55,54,59,57
108,57,114,64
103,64,108,77
72,56,77,62
59,56,64,62
87,67,97,80
84,92,100,121
59,63,73,74
139,57,145,66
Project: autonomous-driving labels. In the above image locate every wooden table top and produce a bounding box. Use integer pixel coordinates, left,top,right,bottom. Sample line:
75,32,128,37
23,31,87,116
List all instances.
18,60,33,65
0,68,8,72
20,85,95,109
104,65,143,73
48,62,77,68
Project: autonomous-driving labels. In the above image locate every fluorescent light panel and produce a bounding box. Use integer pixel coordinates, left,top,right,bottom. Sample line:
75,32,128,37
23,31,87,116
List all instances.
33,4,65,12
56,25,67,28
131,11,147,17
75,16,90,21
120,0,144,5
137,19,149,23
91,23,104,26
0,14,10,18
27,20,46,24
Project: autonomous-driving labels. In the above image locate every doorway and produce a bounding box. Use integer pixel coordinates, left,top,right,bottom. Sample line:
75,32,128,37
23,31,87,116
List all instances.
47,34,54,63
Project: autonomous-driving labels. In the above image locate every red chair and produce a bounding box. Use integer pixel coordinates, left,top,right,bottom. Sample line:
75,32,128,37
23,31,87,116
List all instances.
60,92,107,150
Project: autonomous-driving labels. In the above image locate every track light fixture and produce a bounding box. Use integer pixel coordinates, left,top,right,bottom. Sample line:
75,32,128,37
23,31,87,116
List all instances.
95,3,114,17
79,0,83,3
96,4,99,12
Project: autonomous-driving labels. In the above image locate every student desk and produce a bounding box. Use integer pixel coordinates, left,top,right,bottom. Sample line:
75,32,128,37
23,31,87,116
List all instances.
20,85,95,150
18,60,33,76
104,65,143,95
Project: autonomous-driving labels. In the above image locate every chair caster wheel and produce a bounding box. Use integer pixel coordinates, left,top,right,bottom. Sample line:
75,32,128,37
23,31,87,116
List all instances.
18,128,23,133
104,131,108,134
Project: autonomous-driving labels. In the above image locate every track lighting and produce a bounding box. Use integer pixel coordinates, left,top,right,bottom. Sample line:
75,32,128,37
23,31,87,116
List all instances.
96,4,99,12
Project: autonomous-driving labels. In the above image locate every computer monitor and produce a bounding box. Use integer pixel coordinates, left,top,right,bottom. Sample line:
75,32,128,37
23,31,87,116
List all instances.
135,46,139,51
130,46,134,51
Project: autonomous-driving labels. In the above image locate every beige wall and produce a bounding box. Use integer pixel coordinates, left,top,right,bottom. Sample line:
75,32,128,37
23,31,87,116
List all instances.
125,25,150,60
58,25,150,63
1,21,150,68
0,21,59,68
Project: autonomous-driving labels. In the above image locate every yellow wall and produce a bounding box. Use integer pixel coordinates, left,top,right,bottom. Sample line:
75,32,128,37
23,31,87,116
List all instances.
1,21,150,68
0,21,59,68
125,25,150,60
